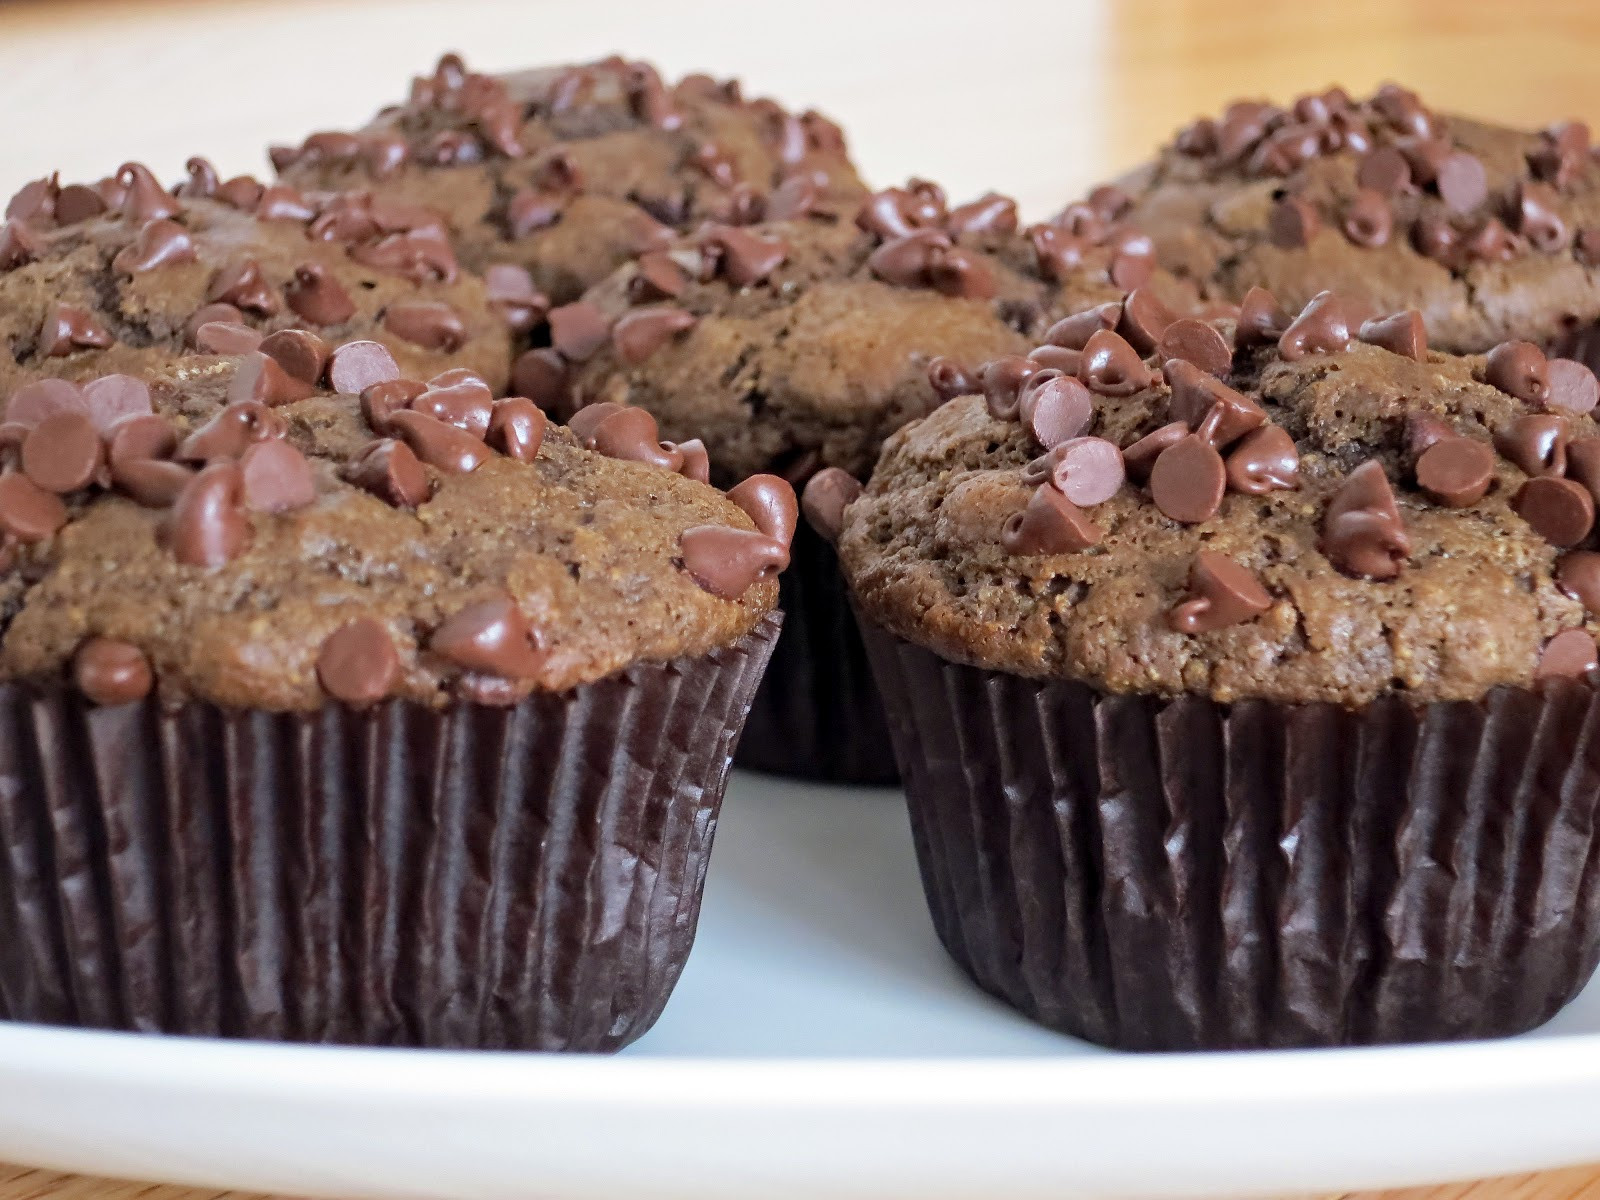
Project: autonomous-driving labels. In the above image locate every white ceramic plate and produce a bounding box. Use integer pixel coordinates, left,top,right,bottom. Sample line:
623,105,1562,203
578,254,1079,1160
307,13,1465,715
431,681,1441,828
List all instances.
1,773,1598,1200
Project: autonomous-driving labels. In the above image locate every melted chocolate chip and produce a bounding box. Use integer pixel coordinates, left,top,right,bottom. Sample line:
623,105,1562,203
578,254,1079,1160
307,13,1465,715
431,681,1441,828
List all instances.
1517,182,1570,252
1079,330,1151,396
178,401,285,463
980,356,1039,421
1434,152,1488,213
1495,414,1569,477
387,410,491,474
229,351,317,408
699,225,788,287
726,475,799,545
487,398,546,463
193,321,263,356
38,303,113,358
112,219,196,274
1116,290,1175,356
927,357,979,402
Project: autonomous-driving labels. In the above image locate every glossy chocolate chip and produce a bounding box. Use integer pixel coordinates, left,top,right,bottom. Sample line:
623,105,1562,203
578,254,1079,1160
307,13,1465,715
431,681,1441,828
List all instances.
1516,476,1594,546
1236,286,1291,348
1268,195,1320,249
116,163,179,222
327,340,401,396
239,440,316,513
1149,434,1226,524
21,412,102,494
1045,303,1123,352
1322,461,1409,579
387,410,491,474
112,219,196,274
1484,340,1550,404
946,193,1018,237
801,467,863,543
700,225,788,287
178,401,285,463
169,461,251,567
1557,551,1600,615
1416,438,1495,507
981,356,1038,421
208,259,279,316
286,264,356,326
344,438,431,508
485,399,546,463
483,264,547,335
0,220,42,271
1167,551,1272,633
229,351,317,408
1496,414,1569,477
1358,311,1427,361
1116,290,1175,356
1021,374,1094,449
1536,628,1598,682
927,357,978,402
1045,437,1124,506
259,329,331,385
586,407,679,471
430,593,546,678
727,475,799,545
1278,291,1351,360
1164,359,1267,448
680,525,790,597
1157,319,1232,377
1224,424,1299,494
1342,189,1392,248
1412,215,1462,267
316,619,400,706
1122,422,1190,484
1405,413,1458,461
73,638,154,706
548,302,612,362
411,370,494,439
612,306,697,365
0,472,66,542
38,303,112,357
1517,182,1570,252
1000,482,1102,554
1079,330,1151,396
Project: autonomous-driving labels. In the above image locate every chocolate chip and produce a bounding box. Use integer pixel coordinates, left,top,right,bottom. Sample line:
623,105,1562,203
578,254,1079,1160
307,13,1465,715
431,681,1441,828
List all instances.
587,407,679,471
1536,628,1598,682
487,398,546,463
54,185,106,226
377,300,464,353
511,348,569,415
1079,330,1151,396
700,225,788,287
5,378,82,428
1557,551,1600,615
548,301,612,362
229,351,317,408
801,467,863,543
169,461,251,566
178,401,285,463
1405,413,1458,461
430,593,546,679
1548,359,1600,415
613,306,697,365
1278,291,1351,361
1029,224,1088,282
38,303,113,358
1000,482,1102,554
1358,310,1428,360
285,263,356,326
981,356,1039,421
255,184,315,222
1342,189,1392,248
1323,460,1409,580
104,412,177,468
1412,215,1461,267
1434,152,1488,213
239,440,316,513
327,340,401,396
0,220,42,270
316,619,400,706
1496,414,1569,477
1108,239,1155,290
1516,476,1594,546
1416,437,1495,507
1150,434,1227,524
115,163,179,222
1484,340,1551,404
1157,319,1232,377
186,303,244,346
766,176,821,222
1236,286,1291,348
193,321,263,356
1356,147,1414,194
629,251,690,303
855,187,941,239
387,410,491,475
1045,303,1123,352
1517,181,1571,252
113,459,194,508
1268,195,1320,249
1122,422,1189,484
344,438,431,508
1114,290,1176,357
927,357,978,402
208,259,279,316
671,438,711,485
1225,424,1299,494
6,176,56,225
946,193,1018,237
1020,374,1094,450
726,475,799,545
679,524,790,597
1167,551,1272,634
483,264,547,335
412,370,494,439
1164,359,1267,447
259,329,331,385
112,219,196,274
868,230,948,291
21,412,102,494
73,637,154,705
0,471,66,542
1044,437,1124,506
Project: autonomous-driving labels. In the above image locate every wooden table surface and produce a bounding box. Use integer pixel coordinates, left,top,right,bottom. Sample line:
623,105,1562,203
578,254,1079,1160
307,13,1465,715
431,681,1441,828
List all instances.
1,0,1599,1196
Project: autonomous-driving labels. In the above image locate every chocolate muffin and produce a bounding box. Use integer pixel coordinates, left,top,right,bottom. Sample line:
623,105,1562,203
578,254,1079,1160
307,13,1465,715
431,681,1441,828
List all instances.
0,161,518,398
828,285,1600,1049
565,179,1182,783
0,345,793,1050
1110,83,1600,366
274,53,865,308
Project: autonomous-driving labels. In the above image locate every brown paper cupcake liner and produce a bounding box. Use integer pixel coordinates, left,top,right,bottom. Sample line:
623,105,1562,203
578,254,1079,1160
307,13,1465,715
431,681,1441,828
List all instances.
735,520,900,785
0,614,779,1052
860,619,1600,1051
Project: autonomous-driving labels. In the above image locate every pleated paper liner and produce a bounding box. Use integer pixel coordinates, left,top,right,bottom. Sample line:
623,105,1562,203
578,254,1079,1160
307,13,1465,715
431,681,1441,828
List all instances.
0,613,779,1052
735,520,900,785
860,620,1600,1051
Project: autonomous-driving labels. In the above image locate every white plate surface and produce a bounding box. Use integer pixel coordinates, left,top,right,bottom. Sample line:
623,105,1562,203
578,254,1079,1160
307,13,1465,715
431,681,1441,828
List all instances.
2,774,1599,1200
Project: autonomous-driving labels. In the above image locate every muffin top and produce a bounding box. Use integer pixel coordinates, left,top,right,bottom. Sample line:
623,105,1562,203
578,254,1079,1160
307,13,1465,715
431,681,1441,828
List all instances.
0,161,519,397
0,345,790,712
274,53,866,308
1112,83,1600,355
561,179,1182,484
832,285,1600,707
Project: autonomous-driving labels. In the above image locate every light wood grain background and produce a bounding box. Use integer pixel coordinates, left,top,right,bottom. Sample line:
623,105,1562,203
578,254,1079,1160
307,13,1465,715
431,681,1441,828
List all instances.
1,0,1600,1196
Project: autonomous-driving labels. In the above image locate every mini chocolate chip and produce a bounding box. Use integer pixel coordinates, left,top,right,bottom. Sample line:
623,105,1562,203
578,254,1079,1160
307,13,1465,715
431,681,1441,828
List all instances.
1116,290,1175,356
1164,359,1267,447
73,638,154,705
700,225,788,287
1434,152,1488,213
1122,422,1189,484
1268,195,1320,249
1150,434,1227,524
1517,181,1571,252
431,593,546,679
1516,476,1595,546
548,302,612,362
383,301,466,352
1168,551,1272,634
1342,189,1393,248
21,412,102,494
487,398,546,462
116,163,179,222
259,329,331,385
1548,359,1600,414
1000,482,1102,554
981,356,1039,421
169,461,251,566
1278,291,1351,360
1484,340,1551,404
229,351,317,407
316,619,400,706
1557,551,1600,614
327,340,401,396
1045,303,1123,351
1157,319,1232,377
613,306,697,365
208,259,279,316
178,401,285,463
1079,330,1151,396
239,440,315,513
927,357,978,401
387,409,491,474
946,193,1019,237
1235,286,1291,349
193,321,263,356
1045,437,1124,506
1322,461,1409,579
1021,374,1094,450
344,438,431,508
112,219,195,274
801,467,863,543
285,263,356,326
1225,424,1299,494
1358,310,1428,360
1496,414,1569,477
1536,628,1598,682
1416,438,1495,507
